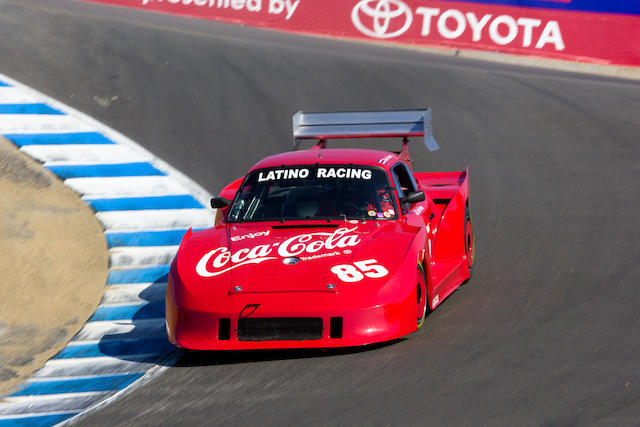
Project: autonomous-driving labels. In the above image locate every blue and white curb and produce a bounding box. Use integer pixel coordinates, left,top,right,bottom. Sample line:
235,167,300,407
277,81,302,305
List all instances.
0,73,215,426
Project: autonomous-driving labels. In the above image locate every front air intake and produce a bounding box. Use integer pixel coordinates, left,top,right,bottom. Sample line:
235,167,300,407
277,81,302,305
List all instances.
238,317,322,341
218,318,231,340
329,317,343,338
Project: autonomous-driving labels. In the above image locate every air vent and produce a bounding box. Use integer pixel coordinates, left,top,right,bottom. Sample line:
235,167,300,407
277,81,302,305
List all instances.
330,317,343,339
238,317,323,341
218,318,231,340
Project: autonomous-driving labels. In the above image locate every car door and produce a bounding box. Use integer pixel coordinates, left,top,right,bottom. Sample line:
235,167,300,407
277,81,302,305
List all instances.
390,162,438,294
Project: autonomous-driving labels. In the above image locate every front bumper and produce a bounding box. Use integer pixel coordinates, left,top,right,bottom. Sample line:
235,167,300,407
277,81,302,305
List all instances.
166,291,415,350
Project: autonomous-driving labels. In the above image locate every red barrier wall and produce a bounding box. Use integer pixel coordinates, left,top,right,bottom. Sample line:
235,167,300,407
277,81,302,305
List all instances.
80,0,640,66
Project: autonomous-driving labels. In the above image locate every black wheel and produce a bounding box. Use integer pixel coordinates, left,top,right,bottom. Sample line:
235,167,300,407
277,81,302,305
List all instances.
416,264,428,329
464,206,475,279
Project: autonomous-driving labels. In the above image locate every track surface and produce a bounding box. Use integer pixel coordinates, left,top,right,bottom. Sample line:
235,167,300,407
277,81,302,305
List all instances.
1,0,639,425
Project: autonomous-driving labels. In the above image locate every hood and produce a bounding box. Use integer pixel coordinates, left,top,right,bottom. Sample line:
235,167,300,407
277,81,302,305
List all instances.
177,220,419,293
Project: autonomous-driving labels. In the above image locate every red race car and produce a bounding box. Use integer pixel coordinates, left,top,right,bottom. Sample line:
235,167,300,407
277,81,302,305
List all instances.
166,109,474,350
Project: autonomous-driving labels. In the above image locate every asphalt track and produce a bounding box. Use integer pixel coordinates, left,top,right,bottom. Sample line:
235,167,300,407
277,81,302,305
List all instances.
1,0,639,425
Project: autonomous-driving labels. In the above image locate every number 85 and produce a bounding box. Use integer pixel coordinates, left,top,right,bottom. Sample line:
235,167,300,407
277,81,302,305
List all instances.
330,259,389,283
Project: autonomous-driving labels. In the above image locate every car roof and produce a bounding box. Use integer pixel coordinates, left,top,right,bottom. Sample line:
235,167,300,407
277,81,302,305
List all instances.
250,148,399,171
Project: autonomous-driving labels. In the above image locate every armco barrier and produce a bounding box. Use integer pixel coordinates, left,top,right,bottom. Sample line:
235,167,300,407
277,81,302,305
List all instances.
81,0,639,67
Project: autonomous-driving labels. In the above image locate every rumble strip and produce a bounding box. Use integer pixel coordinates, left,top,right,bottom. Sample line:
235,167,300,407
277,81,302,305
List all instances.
0,74,214,426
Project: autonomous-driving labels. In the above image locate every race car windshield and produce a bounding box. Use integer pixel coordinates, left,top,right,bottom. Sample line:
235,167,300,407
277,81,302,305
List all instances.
227,165,398,222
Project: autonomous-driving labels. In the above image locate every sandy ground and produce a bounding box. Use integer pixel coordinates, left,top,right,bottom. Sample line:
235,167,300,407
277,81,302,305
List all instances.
0,137,108,396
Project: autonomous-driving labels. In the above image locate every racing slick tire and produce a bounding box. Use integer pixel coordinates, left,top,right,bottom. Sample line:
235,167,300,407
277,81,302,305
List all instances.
464,206,475,281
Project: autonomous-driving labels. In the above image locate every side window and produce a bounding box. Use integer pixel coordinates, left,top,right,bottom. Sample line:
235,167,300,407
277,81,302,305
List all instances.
391,163,417,213
391,163,416,199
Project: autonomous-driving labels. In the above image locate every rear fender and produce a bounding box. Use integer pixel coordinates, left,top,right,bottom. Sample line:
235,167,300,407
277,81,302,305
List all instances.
414,168,469,262
431,168,469,262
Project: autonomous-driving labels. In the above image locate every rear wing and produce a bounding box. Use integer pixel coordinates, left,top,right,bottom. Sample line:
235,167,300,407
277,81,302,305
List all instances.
292,109,439,152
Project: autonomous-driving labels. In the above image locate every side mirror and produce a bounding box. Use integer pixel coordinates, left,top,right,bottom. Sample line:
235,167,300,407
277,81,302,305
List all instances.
210,197,232,209
404,191,425,204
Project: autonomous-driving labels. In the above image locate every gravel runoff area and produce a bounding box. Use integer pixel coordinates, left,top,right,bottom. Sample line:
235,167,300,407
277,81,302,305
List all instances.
0,136,108,396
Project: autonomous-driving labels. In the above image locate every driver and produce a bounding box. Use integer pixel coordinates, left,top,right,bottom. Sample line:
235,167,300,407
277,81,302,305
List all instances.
318,180,372,217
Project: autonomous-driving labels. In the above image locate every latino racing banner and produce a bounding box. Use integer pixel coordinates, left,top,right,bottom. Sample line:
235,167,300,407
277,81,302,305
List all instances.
81,0,639,66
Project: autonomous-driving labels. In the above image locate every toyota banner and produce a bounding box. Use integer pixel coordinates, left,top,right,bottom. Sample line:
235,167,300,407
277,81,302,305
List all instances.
81,0,639,66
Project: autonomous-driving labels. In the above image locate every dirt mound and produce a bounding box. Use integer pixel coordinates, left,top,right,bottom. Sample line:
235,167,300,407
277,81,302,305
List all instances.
0,137,108,396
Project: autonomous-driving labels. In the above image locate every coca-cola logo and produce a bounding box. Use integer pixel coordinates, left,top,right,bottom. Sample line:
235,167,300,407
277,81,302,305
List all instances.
351,0,413,39
195,227,361,277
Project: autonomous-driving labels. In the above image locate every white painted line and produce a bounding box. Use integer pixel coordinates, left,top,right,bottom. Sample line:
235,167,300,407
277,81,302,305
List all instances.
0,391,112,414
74,321,134,341
21,144,148,164
33,356,159,379
0,86,38,103
101,282,167,305
0,115,94,134
97,209,213,231
73,319,166,342
109,246,179,267
64,339,108,347
65,176,189,198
